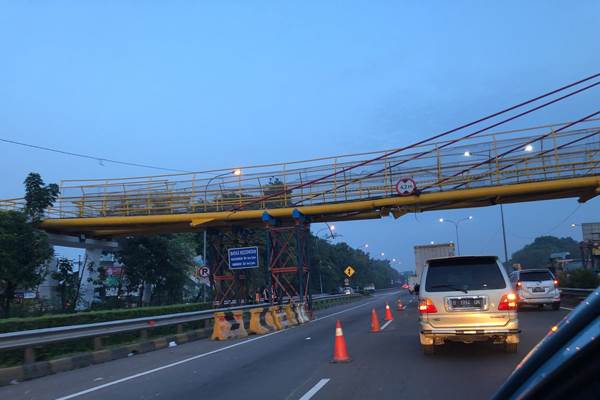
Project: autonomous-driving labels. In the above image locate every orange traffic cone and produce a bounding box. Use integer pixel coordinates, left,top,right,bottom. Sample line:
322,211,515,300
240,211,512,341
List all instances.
384,303,394,321
332,320,351,363
370,308,381,333
397,299,404,311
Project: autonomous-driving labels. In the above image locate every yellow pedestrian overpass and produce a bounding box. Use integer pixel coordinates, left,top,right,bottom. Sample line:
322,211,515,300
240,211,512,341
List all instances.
2,120,599,238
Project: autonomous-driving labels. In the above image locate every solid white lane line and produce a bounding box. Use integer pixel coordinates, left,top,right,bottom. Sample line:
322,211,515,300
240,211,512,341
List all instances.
311,301,376,322
373,290,402,297
560,306,574,311
56,295,392,399
299,379,330,400
380,320,393,330
55,331,282,400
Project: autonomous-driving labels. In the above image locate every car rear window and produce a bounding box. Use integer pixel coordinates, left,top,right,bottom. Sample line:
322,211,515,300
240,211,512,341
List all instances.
520,271,553,281
425,259,506,292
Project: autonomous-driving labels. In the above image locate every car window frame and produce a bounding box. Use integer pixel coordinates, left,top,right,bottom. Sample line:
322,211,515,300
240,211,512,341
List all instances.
424,259,507,292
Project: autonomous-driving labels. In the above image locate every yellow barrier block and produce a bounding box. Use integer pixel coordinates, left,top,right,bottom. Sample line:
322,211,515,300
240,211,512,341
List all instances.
211,311,248,340
211,312,230,340
269,306,283,330
276,306,290,329
231,310,248,339
284,304,299,326
248,307,271,335
264,307,280,331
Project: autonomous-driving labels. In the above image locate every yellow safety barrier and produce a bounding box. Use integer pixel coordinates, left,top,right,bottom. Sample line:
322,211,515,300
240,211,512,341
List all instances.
275,306,290,329
211,311,248,340
264,307,280,331
248,307,271,335
268,306,283,330
284,304,299,326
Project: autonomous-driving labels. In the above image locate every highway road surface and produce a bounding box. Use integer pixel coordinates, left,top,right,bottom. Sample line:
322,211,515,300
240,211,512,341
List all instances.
0,290,569,400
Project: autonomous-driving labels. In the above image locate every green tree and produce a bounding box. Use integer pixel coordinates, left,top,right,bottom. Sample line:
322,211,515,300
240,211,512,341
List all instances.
51,258,80,312
116,234,195,306
0,211,54,317
23,172,59,223
310,237,400,293
511,236,580,269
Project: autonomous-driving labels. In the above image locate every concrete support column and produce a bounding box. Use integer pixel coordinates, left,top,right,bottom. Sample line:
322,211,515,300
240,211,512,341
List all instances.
76,247,103,310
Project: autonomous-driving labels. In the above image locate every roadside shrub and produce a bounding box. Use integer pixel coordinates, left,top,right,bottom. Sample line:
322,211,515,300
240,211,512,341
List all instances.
558,268,600,289
0,302,211,333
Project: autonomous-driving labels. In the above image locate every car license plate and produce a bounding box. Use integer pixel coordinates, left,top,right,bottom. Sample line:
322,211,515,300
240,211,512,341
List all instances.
532,287,544,293
450,298,483,309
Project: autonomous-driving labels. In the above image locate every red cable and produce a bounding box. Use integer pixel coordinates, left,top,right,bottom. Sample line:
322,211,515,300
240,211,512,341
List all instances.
232,72,600,212
297,80,600,205
424,109,600,191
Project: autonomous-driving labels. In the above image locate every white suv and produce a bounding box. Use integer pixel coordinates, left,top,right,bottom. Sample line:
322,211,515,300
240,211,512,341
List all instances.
509,269,561,310
418,256,519,354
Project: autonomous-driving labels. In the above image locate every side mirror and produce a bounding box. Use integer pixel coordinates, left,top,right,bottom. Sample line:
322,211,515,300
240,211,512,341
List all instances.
414,283,420,294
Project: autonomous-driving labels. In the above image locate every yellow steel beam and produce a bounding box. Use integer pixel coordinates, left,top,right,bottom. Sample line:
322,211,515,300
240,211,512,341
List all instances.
312,211,382,223
38,176,600,235
190,218,215,227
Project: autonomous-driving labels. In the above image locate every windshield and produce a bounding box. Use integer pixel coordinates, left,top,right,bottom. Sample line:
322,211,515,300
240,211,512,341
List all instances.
425,261,506,292
520,271,553,281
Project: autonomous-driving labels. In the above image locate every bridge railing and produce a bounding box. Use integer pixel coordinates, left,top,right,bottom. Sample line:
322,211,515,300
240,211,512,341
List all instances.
2,122,599,219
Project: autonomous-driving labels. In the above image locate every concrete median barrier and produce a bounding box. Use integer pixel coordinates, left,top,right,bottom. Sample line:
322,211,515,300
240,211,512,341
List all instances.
274,306,291,329
264,307,280,331
211,311,248,340
268,305,283,330
300,303,312,322
284,304,299,326
249,307,272,335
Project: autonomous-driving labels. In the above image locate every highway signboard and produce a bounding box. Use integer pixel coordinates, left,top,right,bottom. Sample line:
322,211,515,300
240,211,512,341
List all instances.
228,246,260,269
344,266,355,277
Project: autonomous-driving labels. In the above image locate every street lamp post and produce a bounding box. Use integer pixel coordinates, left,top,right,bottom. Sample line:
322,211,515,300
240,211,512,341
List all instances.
314,223,336,294
439,216,473,255
203,169,242,263
316,224,336,239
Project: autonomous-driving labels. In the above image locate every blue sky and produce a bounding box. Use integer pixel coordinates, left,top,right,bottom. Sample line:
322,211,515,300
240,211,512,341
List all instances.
1,1,599,271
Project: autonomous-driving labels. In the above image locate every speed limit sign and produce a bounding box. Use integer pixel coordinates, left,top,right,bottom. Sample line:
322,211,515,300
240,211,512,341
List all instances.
198,266,210,278
396,177,416,196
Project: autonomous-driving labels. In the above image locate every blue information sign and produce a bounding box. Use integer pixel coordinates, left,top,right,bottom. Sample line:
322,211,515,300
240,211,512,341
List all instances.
228,246,259,270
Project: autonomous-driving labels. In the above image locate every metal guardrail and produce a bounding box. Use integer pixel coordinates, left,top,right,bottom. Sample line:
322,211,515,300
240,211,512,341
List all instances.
559,287,595,296
0,294,359,353
558,288,596,294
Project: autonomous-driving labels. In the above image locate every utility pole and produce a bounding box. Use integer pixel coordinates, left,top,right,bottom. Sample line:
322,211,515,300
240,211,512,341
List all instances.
500,204,509,264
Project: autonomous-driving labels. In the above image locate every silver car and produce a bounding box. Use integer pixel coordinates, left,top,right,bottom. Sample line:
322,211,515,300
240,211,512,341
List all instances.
509,269,561,310
418,256,519,354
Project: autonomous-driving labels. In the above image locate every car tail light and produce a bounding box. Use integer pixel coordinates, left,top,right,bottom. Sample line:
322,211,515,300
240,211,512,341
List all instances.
516,281,522,288
499,293,517,311
553,279,559,287
419,298,438,313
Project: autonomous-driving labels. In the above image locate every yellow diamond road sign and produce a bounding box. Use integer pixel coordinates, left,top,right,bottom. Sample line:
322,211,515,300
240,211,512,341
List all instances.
344,266,355,277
